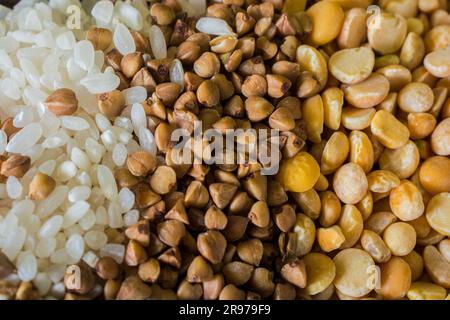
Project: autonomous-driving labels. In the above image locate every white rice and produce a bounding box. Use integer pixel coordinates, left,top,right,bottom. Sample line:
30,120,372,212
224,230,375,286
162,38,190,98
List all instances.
196,17,235,36
113,22,136,55
0,0,157,298
170,59,185,91
149,25,167,60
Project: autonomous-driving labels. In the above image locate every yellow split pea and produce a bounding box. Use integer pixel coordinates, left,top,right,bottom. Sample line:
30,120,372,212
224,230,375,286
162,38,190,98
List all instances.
306,1,345,46
278,152,320,193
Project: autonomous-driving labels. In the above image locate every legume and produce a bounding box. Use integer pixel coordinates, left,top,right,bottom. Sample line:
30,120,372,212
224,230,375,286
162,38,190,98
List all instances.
302,253,336,295
371,110,410,149
333,163,368,205
389,180,425,221
368,12,408,54
383,222,417,256
378,257,412,301
407,282,447,300
426,193,450,237
402,251,424,281
329,47,375,84
343,74,390,109
333,249,375,298
419,156,450,194
306,1,345,46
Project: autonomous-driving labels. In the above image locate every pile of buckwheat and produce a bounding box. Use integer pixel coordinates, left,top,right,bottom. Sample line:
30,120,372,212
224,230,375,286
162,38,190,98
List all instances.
0,0,449,300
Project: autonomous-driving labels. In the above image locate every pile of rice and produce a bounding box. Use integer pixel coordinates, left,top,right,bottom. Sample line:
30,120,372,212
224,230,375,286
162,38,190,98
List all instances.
0,0,179,298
